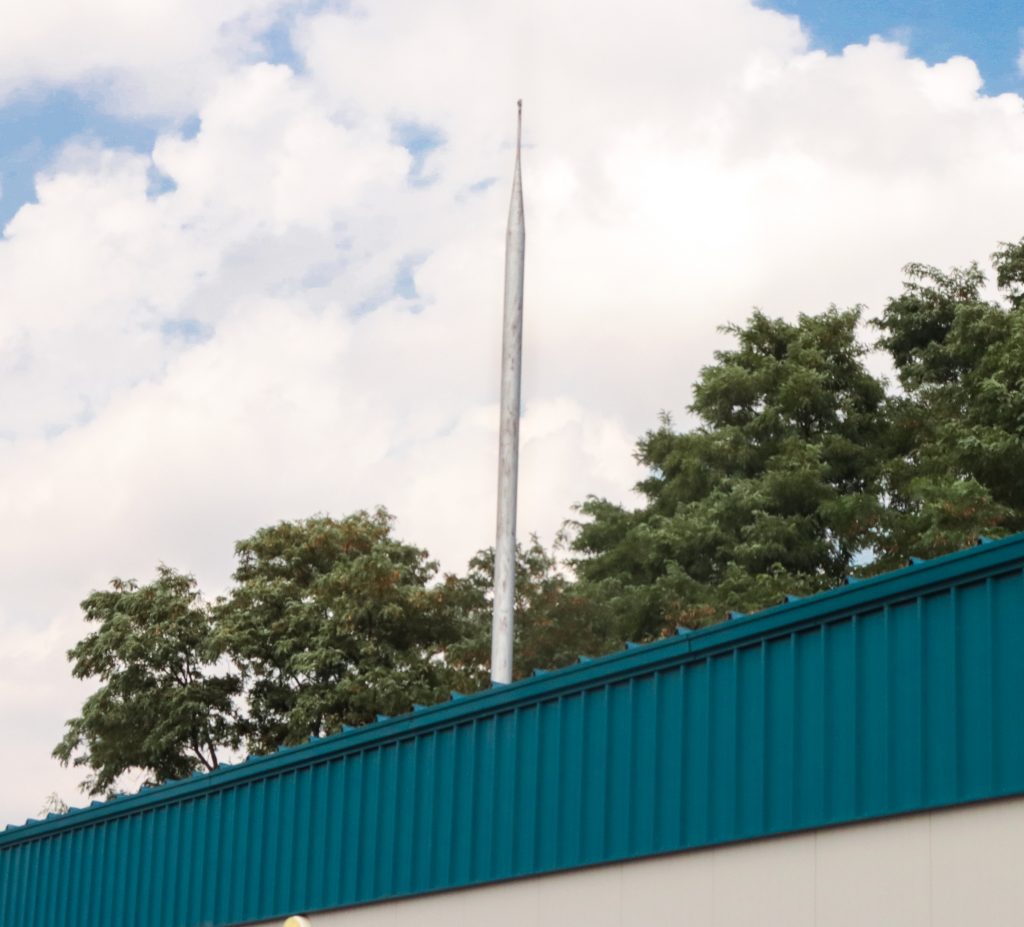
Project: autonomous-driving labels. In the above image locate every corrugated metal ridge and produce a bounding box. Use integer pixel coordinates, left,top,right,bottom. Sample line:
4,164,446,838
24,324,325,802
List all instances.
3,531,1021,847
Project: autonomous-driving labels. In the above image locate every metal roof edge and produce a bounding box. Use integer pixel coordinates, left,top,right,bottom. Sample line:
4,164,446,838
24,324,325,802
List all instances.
5,531,1024,847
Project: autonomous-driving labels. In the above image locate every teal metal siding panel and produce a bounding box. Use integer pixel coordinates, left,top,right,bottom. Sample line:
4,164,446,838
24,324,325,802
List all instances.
5,539,1024,926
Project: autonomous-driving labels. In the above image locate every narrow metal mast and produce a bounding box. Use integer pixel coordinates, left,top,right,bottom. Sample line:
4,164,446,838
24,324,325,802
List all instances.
491,100,525,685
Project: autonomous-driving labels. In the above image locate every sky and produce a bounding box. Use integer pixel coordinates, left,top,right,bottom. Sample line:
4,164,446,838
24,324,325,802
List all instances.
768,0,1024,95
2,0,1024,825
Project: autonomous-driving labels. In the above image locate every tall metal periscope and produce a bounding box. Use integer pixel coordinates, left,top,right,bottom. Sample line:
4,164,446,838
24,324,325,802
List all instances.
491,101,525,685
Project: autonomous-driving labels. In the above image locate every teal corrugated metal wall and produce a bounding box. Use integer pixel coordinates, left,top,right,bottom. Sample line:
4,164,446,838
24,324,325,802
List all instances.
4,538,1024,926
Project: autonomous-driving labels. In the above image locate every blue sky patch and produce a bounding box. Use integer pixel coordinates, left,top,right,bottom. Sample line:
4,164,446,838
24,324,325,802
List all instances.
350,254,429,317
257,0,343,74
0,89,162,229
160,318,211,344
394,253,426,301
147,166,177,198
764,0,1024,95
260,17,306,75
179,114,201,141
392,122,444,187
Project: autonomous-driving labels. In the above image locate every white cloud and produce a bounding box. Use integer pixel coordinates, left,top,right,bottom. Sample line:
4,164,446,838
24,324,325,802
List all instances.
4,0,1024,823
0,0,301,116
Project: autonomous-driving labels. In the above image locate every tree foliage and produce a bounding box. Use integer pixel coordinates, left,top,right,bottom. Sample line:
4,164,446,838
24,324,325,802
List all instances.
443,538,614,682
55,511,474,792
572,307,888,639
56,237,1024,793
875,244,1024,561
53,567,239,795
216,509,464,754
572,237,1024,639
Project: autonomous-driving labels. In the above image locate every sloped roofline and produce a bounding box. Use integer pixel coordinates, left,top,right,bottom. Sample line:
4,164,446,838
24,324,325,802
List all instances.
4,531,1021,847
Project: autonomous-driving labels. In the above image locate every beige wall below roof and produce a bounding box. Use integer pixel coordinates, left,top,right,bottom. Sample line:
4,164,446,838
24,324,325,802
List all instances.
262,795,1024,927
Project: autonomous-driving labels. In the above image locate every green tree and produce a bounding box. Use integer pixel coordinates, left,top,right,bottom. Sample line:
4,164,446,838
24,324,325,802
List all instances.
571,239,1024,640
571,307,889,640
216,509,466,753
874,239,1024,561
55,238,1024,790
443,538,616,681
38,793,69,816
53,567,240,796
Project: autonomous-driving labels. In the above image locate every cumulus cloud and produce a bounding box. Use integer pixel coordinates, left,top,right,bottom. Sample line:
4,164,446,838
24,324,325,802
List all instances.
0,0,303,116
3,0,1024,822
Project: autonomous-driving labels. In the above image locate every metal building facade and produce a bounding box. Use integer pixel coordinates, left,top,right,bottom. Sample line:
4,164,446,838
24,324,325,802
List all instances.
3,535,1024,927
